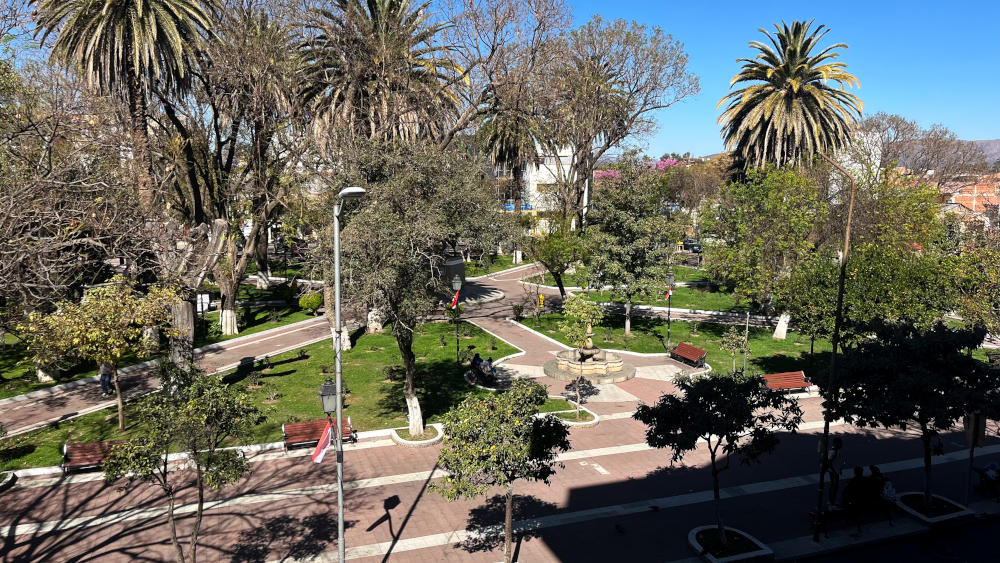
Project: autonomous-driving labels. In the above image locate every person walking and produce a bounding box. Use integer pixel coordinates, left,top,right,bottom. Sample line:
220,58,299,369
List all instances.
823,437,844,507
98,362,114,398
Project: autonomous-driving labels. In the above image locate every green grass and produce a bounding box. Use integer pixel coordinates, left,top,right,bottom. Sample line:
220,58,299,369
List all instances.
465,255,520,277
529,264,710,289
196,307,315,347
0,335,144,400
554,410,595,422
584,286,749,313
520,313,832,376
537,398,572,413
0,321,521,470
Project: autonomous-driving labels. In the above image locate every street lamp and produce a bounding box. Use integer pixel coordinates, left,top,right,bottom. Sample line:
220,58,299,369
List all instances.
319,377,337,414
332,185,364,561
666,271,675,350
451,274,463,363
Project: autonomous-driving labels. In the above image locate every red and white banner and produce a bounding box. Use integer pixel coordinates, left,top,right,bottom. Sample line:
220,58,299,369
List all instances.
312,420,333,463
450,289,460,309
666,285,673,299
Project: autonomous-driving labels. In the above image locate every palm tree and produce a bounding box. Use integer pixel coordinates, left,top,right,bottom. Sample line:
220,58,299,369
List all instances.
479,87,542,214
35,0,214,206
301,0,462,144
718,20,862,169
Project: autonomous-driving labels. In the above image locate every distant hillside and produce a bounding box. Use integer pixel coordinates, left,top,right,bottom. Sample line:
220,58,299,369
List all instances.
974,140,1000,165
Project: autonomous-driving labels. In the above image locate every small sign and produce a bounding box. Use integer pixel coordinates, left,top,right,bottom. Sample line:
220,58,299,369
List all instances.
196,293,211,314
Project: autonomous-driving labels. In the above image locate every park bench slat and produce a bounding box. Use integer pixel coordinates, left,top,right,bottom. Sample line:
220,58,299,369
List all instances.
62,440,126,473
762,371,811,391
282,418,357,451
670,342,707,367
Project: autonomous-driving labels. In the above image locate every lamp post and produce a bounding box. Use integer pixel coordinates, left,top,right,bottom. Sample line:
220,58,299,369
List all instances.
666,272,675,350
331,185,364,561
451,274,463,363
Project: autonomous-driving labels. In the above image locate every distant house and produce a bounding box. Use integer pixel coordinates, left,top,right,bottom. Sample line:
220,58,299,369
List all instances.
940,173,999,224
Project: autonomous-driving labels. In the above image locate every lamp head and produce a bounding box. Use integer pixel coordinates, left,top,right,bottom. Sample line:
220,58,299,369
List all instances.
666,272,675,286
337,186,366,200
451,274,463,292
319,376,337,414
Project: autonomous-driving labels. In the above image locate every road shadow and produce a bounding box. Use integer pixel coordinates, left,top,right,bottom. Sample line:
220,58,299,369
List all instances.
230,513,347,563
458,494,557,554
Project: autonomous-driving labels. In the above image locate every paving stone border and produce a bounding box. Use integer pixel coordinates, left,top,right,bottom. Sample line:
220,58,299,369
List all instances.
390,424,443,448
894,492,975,525
0,471,17,493
687,525,774,563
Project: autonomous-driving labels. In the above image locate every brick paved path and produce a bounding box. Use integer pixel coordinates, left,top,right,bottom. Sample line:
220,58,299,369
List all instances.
0,317,331,436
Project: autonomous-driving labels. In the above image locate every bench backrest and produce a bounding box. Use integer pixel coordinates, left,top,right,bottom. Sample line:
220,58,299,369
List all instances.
761,371,809,390
672,342,707,362
282,418,353,442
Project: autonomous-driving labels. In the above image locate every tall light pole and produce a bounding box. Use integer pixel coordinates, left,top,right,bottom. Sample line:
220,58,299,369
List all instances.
813,154,857,542
332,185,365,560
666,271,675,349
452,275,463,363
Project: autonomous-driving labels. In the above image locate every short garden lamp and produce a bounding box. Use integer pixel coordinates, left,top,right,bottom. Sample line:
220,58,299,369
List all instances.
319,376,337,415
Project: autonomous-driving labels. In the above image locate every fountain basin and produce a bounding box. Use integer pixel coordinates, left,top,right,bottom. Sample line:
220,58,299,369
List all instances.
543,348,636,384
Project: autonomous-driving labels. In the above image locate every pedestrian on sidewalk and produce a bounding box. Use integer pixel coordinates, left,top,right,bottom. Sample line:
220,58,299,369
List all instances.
98,362,114,397
822,437,844,508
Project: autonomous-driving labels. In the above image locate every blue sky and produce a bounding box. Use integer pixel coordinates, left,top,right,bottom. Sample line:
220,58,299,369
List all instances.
567,0,1000,158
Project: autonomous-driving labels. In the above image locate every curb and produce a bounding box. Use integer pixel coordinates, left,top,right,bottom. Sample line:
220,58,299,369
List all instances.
466,261,538,281
0,317,326,407
0,471,16,492
390,424,443,448
506,318,572,350
463,320,526,366
550,396,600,428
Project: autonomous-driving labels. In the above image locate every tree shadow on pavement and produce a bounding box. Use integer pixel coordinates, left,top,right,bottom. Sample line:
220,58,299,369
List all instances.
230,513,349,563
458,494,557,555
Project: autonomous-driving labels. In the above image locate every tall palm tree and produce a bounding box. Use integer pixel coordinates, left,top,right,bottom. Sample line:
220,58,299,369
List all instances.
479,87,542,214
301,0,462,143
718,20,862,169
35,0,214,206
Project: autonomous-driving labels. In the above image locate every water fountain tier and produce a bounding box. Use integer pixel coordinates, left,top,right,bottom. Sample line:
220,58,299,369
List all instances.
543,347,636,384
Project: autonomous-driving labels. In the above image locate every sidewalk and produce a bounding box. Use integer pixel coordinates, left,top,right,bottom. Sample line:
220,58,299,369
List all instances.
0,317,331,437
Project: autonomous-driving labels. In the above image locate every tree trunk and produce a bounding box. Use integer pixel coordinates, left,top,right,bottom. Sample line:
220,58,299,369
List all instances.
921,425,933,503
323,284,337,345
576,383,581,420
513,163,524,214
188,463,206,563
35,363,55,383
551,271,567,299
624,298,632,337
219,282,239,336
170,301,196,367
126,58,153,209
166,491,186,563
113,365,125,431
504,483,515,563
254,234,270,290
395,322,424,436
710,449,726,546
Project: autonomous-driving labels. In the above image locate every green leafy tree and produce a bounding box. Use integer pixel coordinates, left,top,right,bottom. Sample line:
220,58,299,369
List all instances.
720,326,750,371
104,372,264,563
35,0,213,207
701,167,825,313
718,20,862,169
775,251,837,354
527,221,587,299
298,291,324,315
634,372,802,546
433,380,571,563
587,155,687,335
20,279,179,429
558,295,604,349
339,141,505,436
832,322,988,504
957,231,1000,335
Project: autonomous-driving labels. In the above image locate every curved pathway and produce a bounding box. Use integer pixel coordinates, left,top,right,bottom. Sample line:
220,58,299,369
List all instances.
0,317,331,437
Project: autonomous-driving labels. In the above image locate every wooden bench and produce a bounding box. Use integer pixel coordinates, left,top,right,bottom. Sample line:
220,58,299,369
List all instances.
670,342,707,367
282,418,357,451
762,371,812,392
62,441,126,474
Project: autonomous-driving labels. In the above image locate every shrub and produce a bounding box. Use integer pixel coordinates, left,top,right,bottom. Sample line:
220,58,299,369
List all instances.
299,291,324,314
511,303,524,321
247,371,262,389
208,320,223,338
268,308,282,323
262,382,281,402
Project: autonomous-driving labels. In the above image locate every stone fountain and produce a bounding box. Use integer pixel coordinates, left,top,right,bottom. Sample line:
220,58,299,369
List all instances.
543,322,635,384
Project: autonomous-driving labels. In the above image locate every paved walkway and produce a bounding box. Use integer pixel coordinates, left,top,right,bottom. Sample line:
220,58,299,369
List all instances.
0,317,332,436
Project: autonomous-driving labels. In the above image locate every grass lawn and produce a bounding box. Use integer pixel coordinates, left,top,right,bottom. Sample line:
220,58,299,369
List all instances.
465,254,524,277
529,264,710,289
0,321,528,470
0,335,144,401
520,313,832,377
584,285,749,313
195,306,315,347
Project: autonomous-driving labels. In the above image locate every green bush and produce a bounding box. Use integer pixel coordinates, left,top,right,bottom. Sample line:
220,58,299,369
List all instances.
299,291,324,314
